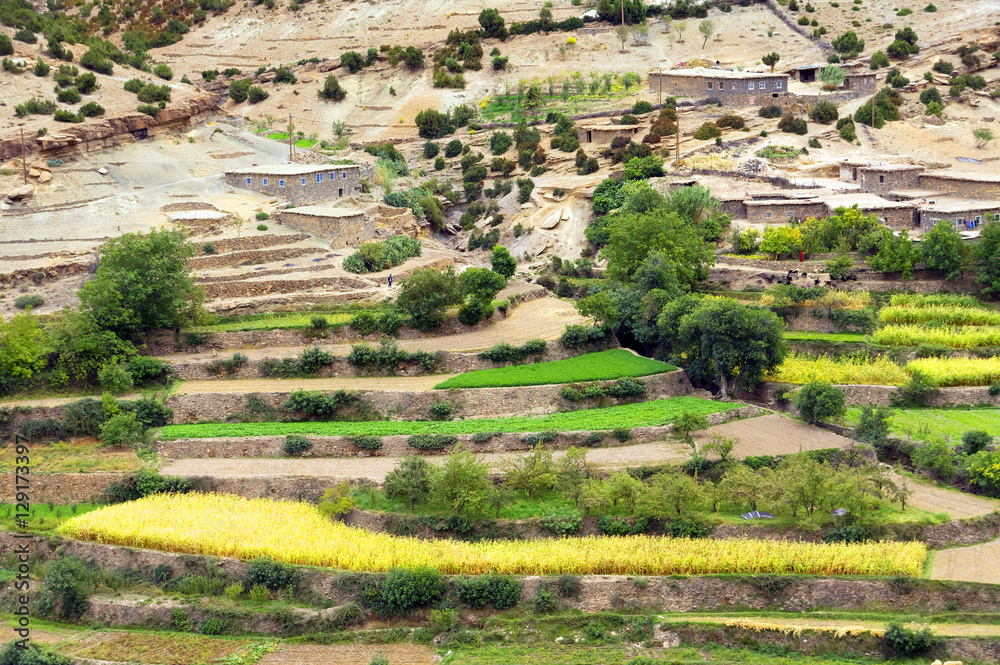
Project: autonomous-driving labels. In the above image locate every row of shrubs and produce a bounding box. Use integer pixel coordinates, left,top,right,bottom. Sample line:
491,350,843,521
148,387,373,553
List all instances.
561,378,646,402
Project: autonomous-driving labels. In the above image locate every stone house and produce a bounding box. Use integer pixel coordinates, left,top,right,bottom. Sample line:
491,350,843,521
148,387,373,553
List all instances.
576,124,641,144
745,199,827,224
843,71,877,94
915,198,1000,231
226,164,361,205
647,68,792,107
918,172,1000,200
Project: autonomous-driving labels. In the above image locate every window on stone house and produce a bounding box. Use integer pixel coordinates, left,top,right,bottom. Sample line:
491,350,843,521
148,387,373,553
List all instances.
279,180,285,187
776,80,783,89
707,81,713,89
316,174,323,182
301,178,306,185
246,178,251,185
879,175,884,183
765,212,772,218
786,211,793,217
760,81,767,90
342,172,347,179
262,178,268,186
748,81,755,90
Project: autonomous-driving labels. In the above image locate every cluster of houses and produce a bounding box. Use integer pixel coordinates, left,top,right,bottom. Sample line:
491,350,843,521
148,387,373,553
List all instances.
719,163,1000,235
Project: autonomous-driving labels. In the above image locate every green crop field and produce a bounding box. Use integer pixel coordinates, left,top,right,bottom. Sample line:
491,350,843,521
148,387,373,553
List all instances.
845,406,1000,444
191,311,354,333
433,349,676,389
784,332,868,343
158,396,735,439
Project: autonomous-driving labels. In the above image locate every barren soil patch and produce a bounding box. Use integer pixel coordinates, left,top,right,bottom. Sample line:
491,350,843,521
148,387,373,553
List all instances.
692,415,853,458
931,539,1000,585
259,644,435,665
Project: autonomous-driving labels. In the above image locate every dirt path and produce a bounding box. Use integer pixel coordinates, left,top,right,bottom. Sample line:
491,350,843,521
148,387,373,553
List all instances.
897,475,998,520
661,615,1000,638
692,414,854,458
259,644,435,665
163,297,588,363
931,539,1000,585
174,374,459,395
160,441,689,481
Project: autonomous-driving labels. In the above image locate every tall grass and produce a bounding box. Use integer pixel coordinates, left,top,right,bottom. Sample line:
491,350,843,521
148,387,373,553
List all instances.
767,353,909,385
60,494,927,576
889,293,984,309
905,357,1000,387
878,306,1000,327
872,325,1000,348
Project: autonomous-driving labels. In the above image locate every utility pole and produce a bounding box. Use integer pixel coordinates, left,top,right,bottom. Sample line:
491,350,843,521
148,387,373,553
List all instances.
658,66,662,107
871,92,875,129
674,115,680,167
288,113,293,161
621,0,624,30
20,129,27,185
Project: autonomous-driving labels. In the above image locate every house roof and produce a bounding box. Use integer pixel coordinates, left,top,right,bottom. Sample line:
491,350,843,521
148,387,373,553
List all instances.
887,189,943,199
745,199,825,207
655,67,789,80
921,170,1000,184
228,164,361,176
916,197,1000,214
819,193,915,210
282,206,364,218
860,164,925,172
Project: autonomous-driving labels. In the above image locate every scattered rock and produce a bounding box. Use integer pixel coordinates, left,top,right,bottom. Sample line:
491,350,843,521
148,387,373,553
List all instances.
4,184,34,200
27,168,40,178
97,167,109,175
30,161,50,172
540,210,562,229
38,171,51,184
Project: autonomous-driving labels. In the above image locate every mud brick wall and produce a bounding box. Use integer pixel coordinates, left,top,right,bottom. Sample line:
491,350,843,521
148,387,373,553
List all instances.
746,201,827,224
859,167,923,195
919,174,1000,200
647,71,793,108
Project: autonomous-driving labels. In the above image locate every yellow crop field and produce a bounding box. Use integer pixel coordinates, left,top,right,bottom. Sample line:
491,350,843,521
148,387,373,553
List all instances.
872,325,1000,348
767,353,910,386
879,305,1000,327
906,357,1000,387
59,494,927,577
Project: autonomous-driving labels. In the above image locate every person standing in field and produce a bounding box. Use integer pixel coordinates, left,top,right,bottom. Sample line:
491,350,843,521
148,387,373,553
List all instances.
388,274,393,288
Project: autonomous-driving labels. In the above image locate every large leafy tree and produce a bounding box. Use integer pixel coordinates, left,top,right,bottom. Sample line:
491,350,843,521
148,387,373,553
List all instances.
601,209,714,287
395,267,463,331
921,222,966,280
78,228,202,340
662,297,787,399
431,447,491,516
972,223,1000,297
867,229,921,278
0,312,51,394
385,455,433,510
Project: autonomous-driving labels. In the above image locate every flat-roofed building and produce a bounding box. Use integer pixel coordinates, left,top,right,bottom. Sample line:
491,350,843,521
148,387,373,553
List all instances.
918,171,1000,200
916,197,1000,231
226,164,361,205
648,67,792,107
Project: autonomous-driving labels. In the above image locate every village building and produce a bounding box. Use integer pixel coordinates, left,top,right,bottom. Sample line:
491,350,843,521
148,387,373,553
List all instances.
915,197,1000,232
917,171,1000,200
576,123,641,144
225,164,361,205
647,68,793,107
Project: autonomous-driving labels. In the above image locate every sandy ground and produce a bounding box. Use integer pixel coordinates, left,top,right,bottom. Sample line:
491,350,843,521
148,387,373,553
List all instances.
692,414,854,458
931,539,1000,585
175,374,458,395
259,644,435,665
160,440,689,481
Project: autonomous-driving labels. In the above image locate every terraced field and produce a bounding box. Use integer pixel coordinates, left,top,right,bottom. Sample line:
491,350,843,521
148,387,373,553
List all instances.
844,407,1000,445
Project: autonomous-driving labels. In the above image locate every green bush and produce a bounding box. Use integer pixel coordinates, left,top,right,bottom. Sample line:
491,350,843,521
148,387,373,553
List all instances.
282,389,356,417
692,122,722,140
540,507,583,535
246,558,301,590
962,430,992,454
381,568,446,616
56,84,80,103
153,63,173,80
284,434,312,455
41,557,90,620
352,435,383,450
408,433,457,450
530,588,559,614
808,100,838,124
63,398,106,438
759,105,782,118
53,109,81,123
80,102,105,117
597,515,648,536
454,574,522,610
99,412,145,447
20,418,67,442
14,294,44,309
99,363,134,394
885,622,935,656
632,100,653,114
793,382,845,423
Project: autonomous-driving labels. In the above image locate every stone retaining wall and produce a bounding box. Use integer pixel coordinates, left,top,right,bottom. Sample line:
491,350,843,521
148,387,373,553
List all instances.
172,345,585,380
3,533,999,618
758,381,1000,408
165,370,697,423
157,407,758,460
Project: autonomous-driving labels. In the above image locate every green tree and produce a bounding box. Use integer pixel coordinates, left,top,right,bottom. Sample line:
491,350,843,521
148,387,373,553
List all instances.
43,557,91,620
605,470,644,514
641,468,708,518
414,108,453,139
395,267,463,331
99,411,145,447
972,223,1000,296
973,128,995,149
385,455,433,510
794,382,846,424
759,225,803,260
575,291,619,328
818,64,845,88
762,52,780,72
318,75,346,101
431,447,491,516
921,221,966,280
601,207,714,287
832,30,865,59
672,411,710,447
478,8,507,39
868,229,920,278
459,267,506,302
556,447,591,507
485,482,516,518
854,404,893,447
490,245,517,279
503,448,556,499
719,464,776,511
698,19,716,49
0,312,51,389
78,228,203,340
664,298,787,400
775,453,831,522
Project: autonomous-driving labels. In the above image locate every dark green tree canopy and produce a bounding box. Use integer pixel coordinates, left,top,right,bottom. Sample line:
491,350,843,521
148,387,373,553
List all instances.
490,245,517,279
660,297,787,399
921,222,966,280
972,223,1000,297
395,267,463,331
78,227,202,340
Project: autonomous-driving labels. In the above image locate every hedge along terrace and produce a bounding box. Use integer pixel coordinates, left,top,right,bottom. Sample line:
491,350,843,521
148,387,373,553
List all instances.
434,350,676,389
157,397,731,439
60,494,927,576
